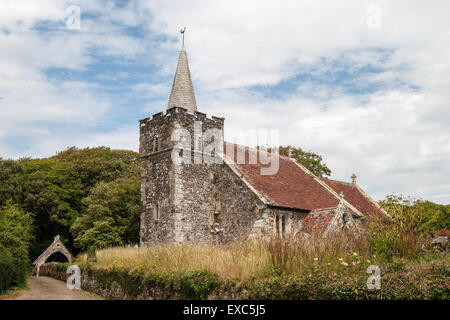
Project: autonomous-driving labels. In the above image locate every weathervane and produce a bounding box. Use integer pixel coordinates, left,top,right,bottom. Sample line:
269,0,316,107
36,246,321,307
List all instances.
180,27,186,47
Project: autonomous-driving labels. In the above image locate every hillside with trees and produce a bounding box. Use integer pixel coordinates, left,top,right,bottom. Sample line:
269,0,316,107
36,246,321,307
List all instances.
0,147,140,261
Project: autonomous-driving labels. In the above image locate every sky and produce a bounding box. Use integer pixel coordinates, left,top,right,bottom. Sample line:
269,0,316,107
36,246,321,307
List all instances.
0,0,449,204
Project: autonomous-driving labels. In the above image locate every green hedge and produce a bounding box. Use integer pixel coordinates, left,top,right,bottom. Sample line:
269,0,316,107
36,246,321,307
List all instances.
0,245,30,293
37,258,448,300
0,203,33,293
89,266,219,300
82,261,448,300
0,245,15,293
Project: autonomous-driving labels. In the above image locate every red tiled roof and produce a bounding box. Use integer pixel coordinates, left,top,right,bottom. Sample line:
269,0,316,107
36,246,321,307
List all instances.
320,178,386,218
223,142,340,211
299,207,337,236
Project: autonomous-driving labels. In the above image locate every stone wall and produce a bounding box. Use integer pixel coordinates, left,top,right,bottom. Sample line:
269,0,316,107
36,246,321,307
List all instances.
140,150,174,245
37,263,174,299
172,161,267,244
268,208,308,238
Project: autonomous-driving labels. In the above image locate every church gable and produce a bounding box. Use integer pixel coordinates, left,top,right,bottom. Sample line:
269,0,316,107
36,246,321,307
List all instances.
320,178,388,218
298,201,358,238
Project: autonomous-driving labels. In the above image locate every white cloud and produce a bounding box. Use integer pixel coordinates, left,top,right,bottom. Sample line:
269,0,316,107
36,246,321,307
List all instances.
0,0,449,203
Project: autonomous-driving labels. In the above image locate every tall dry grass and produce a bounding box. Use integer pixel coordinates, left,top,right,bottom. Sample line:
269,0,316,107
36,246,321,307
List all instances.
266,232,372,274
76,232,376,280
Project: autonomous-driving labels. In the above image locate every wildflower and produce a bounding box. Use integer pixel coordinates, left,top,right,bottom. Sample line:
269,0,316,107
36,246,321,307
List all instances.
357,261,361,264
373,255,376,258
339,258,343,261
341,261,349,266
327,263,331,266
313,257,318,261
353,252,358,256
352,261,356,266
367,259,371,264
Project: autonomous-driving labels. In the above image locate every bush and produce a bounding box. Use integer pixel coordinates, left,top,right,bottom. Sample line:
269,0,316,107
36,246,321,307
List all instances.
177,270,219,300
56,262,71,272
0,202,33,291
0,245,15,293
9,246,30,287
370,195,426,260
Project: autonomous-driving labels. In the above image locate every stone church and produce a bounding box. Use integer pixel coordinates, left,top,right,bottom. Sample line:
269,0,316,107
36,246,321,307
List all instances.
139,38,388,246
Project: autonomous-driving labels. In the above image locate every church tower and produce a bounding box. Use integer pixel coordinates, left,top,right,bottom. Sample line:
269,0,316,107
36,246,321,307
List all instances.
139,29,225,246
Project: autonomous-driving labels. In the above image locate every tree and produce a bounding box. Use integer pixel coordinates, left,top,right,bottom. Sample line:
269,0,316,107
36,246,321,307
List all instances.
22,171,65,258
378,195,450,236
0,158,24,206
72,218,123,250
18,147,139,257
71,174,140,250
0,202,33,289
418,201,450,235
370,194,428,260
266,145,331,178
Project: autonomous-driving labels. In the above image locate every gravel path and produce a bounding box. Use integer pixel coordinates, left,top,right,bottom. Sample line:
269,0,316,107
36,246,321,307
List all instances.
11,276,102,300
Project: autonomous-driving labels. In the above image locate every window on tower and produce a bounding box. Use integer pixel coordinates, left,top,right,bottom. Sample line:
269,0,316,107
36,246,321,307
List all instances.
153,203,160,221
197,136,202,152
153,136,159,152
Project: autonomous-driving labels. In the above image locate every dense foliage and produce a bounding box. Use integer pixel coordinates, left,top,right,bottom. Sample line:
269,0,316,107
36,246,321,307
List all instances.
0,202,33,293
0,147,140,260
366,194,450,261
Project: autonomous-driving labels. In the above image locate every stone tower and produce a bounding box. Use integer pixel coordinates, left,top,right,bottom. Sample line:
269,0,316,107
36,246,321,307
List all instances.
139,35,225,246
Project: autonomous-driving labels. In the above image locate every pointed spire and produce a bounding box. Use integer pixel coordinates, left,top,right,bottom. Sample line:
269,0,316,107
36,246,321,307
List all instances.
167,27,197,114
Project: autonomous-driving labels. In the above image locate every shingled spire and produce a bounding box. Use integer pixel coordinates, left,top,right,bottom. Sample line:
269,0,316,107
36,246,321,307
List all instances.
167,28,197,113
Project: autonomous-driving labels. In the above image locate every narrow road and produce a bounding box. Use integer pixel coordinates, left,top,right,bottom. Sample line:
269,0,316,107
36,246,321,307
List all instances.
12,276,102,300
